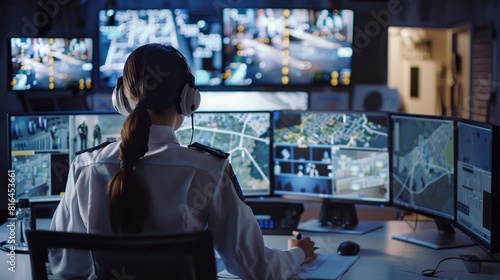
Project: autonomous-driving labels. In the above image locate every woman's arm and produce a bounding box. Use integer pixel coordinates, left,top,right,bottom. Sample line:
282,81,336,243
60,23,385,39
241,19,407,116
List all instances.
207,163,305,280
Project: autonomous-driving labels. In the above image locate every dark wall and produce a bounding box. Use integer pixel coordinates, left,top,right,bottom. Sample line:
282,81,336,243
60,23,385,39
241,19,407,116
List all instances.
1,0,493,213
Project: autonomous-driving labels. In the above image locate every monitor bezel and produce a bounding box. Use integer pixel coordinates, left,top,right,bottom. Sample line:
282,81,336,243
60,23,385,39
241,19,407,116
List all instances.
454,118,500,254
221,7,354,88
271,109,391,207
7,37,94,92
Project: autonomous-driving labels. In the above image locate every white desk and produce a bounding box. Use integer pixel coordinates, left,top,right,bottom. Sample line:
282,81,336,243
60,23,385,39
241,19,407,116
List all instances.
1,219,499,279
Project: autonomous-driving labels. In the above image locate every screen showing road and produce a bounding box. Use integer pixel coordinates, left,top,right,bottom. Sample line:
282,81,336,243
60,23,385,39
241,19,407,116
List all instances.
9,37,93,91
98,9,222,87
222,8,353,86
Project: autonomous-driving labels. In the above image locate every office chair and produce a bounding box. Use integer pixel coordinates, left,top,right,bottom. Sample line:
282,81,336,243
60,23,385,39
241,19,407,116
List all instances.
26,229,217,280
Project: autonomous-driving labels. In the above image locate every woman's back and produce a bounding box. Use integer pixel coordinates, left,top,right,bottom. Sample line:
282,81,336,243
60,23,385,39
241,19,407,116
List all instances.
68,125,227,235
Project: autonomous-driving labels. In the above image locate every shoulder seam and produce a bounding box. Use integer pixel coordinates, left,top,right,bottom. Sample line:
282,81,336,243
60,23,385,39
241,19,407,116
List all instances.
75,141,115,155
188,142,229,159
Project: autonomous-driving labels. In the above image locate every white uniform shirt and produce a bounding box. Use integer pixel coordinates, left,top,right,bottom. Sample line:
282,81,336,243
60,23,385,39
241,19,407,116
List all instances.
50,125,304,279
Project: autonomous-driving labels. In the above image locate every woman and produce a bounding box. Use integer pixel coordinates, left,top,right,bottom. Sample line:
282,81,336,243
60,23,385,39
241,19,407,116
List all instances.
49,43,315,279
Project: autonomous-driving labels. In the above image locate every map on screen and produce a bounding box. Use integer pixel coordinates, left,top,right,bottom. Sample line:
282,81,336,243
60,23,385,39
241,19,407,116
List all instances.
391,115,455,220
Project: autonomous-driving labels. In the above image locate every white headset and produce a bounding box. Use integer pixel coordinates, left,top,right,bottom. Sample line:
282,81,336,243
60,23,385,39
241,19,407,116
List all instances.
111,45,201,117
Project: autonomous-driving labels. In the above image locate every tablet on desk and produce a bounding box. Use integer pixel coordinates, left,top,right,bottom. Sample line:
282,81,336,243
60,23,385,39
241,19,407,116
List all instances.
216,254,359,280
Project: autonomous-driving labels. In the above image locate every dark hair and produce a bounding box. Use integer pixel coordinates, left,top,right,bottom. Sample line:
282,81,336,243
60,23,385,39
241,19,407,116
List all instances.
107,44,192,233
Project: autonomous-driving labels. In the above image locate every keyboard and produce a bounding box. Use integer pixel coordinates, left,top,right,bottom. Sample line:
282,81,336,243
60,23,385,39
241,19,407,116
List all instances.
216,254,359,280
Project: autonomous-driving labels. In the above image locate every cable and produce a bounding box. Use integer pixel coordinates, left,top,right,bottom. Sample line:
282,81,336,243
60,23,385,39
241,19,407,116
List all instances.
422,255,500,277
421,257,462,277
189,113,195,145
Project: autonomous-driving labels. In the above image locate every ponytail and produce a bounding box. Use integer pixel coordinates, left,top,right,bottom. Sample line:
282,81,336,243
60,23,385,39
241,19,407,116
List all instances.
107,103,151,233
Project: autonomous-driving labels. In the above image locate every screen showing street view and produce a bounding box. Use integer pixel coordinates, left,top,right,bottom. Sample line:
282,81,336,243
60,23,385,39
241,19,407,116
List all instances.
176,112,271,197
9,37,93,91
222,8,353,86
9,112,126,202
272,111,389,203
391,115,455,220
98,9,222,87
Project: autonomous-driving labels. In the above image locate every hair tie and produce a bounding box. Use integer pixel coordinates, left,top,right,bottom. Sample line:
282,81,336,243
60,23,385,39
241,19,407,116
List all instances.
136,101,148,110
120,160,135,170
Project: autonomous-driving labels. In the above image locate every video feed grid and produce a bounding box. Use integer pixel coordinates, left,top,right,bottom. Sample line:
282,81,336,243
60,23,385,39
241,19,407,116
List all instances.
176,112,271,197
9,113,126,202
222,8,353,86
273,111,389,202
391,115,455,220
98,9,222,87
10,115,71,199
9,37,93,91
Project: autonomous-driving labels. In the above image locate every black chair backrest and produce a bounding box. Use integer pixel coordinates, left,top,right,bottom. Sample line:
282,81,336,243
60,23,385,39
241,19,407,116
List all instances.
26,230,217,280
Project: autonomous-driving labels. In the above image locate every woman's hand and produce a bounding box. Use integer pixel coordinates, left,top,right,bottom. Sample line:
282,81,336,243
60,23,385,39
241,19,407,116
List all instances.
288,232,316,263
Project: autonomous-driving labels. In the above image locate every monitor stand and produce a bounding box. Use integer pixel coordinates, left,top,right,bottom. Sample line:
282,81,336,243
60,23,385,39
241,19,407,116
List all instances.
297,199,384,235
392,219,475,249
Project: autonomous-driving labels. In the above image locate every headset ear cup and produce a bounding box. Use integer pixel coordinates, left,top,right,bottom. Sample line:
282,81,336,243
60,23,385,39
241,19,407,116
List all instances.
178,83,201,116
111,77,133,116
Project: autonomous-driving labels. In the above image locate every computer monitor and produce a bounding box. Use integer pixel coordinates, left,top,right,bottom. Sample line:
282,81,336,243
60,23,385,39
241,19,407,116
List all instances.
222,8,353,86
455,119,500,254
390,113,473,249
198,91,309,111
8,112,126,203
176,111,272,197
272,110,390,234
8,37,93,91
98,8,222,87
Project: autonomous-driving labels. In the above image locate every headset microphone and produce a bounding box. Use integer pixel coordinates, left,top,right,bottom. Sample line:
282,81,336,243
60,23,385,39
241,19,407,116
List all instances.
190,114,195,145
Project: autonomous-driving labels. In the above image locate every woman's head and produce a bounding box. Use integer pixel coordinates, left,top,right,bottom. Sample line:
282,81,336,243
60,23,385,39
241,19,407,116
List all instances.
122,43,196,115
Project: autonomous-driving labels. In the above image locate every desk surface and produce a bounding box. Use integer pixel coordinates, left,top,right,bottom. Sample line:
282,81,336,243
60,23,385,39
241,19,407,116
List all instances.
1,219,499,279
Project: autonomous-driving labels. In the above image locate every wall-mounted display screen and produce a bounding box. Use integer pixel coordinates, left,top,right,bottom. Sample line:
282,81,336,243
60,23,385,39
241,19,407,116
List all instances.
222,8,353,86
98,9,222,87
8,37,93,91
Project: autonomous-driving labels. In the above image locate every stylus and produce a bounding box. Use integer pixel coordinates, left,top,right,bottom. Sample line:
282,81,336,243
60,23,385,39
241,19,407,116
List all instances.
293,231,302,240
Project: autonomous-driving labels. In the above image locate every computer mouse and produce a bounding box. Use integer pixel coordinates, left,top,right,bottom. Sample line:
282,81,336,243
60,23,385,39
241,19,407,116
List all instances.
337,241,360,256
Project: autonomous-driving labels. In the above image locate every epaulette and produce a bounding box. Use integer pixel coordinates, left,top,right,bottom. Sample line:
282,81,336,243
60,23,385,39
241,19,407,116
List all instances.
227,164,245,203
75,141,115,155
188,142,229,159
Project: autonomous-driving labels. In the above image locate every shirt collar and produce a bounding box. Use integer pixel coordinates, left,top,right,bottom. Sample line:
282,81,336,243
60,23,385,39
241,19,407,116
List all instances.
148,125,179,144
